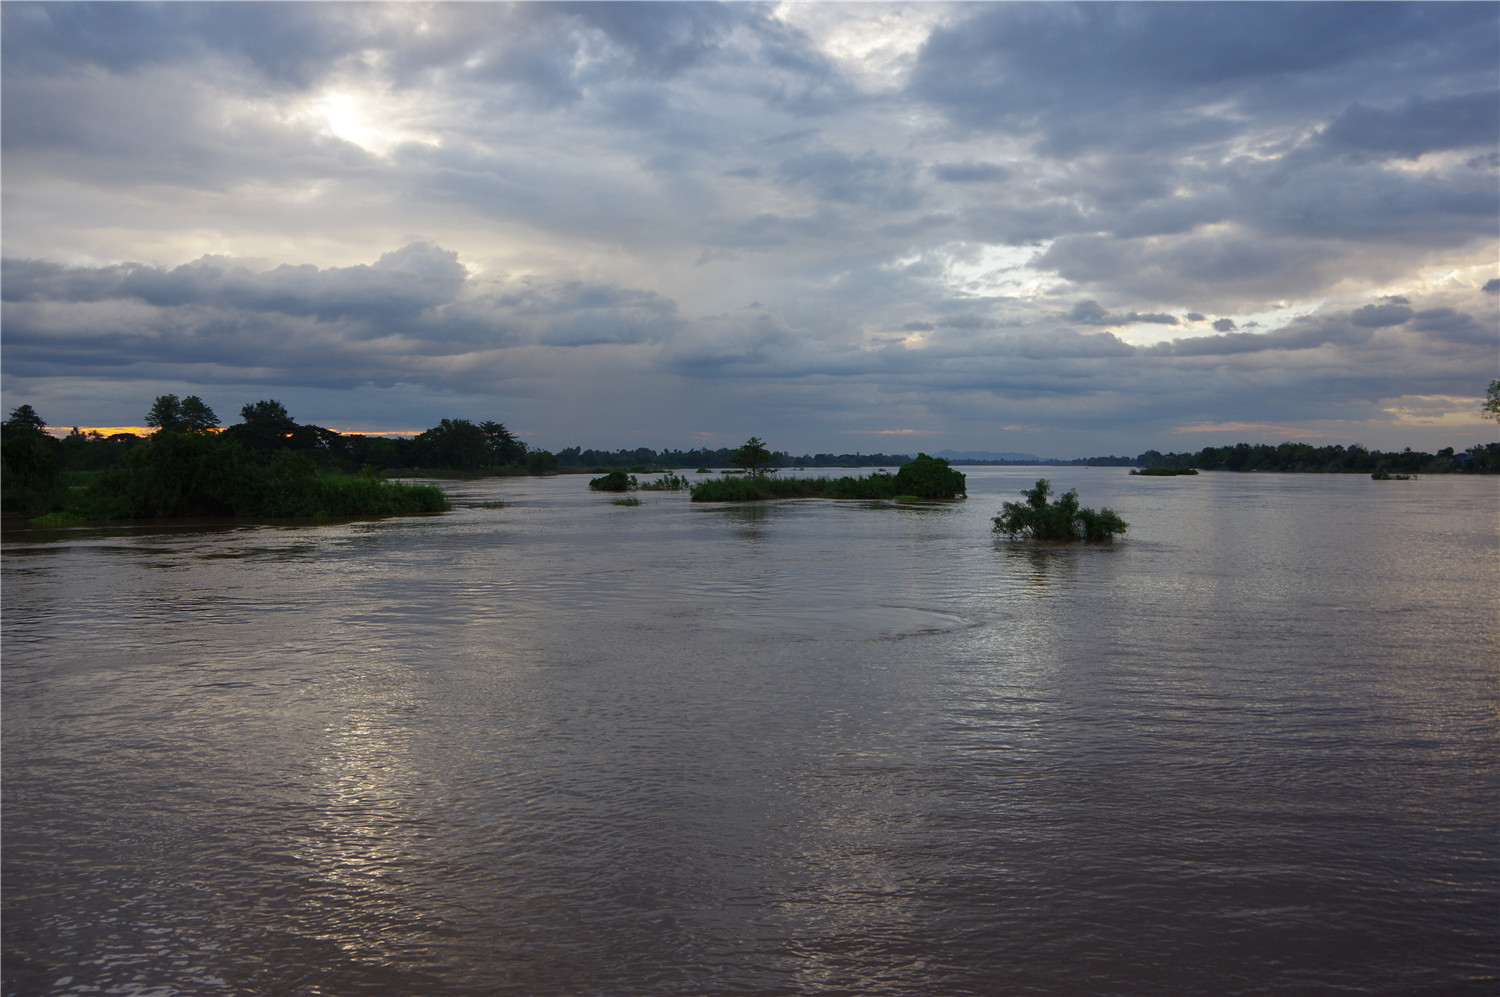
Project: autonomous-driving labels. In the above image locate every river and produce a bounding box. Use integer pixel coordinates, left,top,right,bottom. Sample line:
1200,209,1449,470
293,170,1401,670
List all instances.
3,467,1496,995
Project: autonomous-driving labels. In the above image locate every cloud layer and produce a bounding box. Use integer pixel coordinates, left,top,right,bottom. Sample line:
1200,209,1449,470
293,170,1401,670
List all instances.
3,2,1496,453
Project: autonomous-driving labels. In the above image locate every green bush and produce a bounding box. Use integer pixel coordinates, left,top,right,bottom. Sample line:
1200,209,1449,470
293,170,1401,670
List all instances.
589,469,636,492
993,479,1128,543
892,453,966,498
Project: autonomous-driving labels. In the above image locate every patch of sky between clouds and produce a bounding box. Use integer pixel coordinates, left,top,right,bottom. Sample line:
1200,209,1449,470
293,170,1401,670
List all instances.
771,1,956,92
1123,300,1326,348
885,241,1058,304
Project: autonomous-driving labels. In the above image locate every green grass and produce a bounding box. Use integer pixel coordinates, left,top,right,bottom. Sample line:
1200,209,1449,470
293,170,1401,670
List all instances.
612,496,642,506
1130,467,1198,476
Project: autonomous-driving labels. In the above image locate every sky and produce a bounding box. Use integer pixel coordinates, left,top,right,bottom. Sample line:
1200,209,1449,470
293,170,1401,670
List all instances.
2,2,1497,458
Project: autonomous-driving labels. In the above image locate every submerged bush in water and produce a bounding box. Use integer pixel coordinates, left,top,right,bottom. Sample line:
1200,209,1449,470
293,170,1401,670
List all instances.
589,469,636,492
993,479,1127,543
639,472,692,491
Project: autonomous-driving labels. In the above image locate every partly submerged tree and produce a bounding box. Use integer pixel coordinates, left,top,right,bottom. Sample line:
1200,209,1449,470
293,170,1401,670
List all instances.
1484,379,1500,423
993,479,1127,543
892,453,966,499
731,436,774,476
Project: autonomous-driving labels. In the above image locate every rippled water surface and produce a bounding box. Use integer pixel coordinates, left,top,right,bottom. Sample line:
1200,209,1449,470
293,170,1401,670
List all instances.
4,468,1497,995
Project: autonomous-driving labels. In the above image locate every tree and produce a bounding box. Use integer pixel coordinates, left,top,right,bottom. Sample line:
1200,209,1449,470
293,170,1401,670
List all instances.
2,405,60,516
179,395,220,433
1484,379,1500,423
241,399,293,426
731,436,774,476
993,479,1128,543
229,399,298,452
146,394,218,434
414,418,488,469
892,453,966,499
5,404,47,434
480,420,527,465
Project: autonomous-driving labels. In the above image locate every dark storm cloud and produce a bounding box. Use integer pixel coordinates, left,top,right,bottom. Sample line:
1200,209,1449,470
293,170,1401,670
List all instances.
910,3,1498,154
1350,302,1415,328
0,246,681,390
5,244,468,326
1318,91,1500,161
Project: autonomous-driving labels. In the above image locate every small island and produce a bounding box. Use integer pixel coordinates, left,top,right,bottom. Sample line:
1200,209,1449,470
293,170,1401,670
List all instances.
993,479,1128,543
688,441,966,502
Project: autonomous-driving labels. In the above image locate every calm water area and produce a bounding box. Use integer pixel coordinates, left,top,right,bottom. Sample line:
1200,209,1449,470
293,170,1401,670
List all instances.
3,467,1497,996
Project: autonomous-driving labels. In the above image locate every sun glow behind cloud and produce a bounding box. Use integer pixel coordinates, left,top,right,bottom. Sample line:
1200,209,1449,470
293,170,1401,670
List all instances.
297,85,441,157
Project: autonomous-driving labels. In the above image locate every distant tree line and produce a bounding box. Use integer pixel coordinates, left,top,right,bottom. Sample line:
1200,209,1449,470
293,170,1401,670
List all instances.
555,445,915,470
1132,441,1500,475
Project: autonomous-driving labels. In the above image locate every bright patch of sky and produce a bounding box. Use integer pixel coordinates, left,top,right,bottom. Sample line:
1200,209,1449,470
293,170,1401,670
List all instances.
773,2,955,92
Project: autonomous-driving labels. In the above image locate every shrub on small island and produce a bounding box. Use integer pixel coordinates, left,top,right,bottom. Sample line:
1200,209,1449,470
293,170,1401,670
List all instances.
993,479,1127,543
589,469,636,492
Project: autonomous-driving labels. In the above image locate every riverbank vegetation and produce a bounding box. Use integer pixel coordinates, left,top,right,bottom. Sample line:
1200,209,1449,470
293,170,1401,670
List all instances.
3,401,447,523
993,479,1128,543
